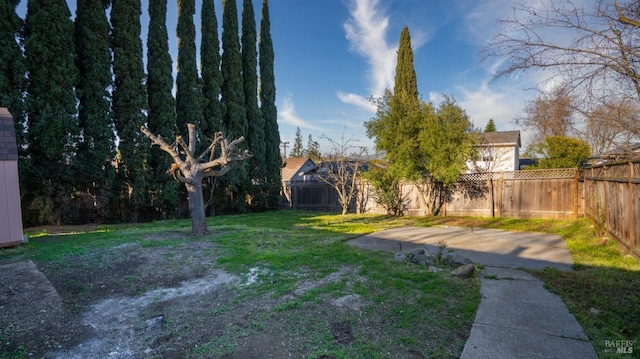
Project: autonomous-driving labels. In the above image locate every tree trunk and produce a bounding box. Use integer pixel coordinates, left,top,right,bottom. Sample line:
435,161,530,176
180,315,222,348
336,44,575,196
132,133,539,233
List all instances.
186,179,207,236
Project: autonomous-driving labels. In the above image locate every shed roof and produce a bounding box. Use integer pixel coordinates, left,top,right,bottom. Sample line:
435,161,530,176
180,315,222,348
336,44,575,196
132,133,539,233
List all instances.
479,130,521,147
281,157,316,181
0,108,18,161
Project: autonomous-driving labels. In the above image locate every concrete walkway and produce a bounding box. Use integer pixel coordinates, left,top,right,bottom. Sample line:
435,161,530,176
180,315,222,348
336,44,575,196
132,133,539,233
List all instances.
346,226,598,359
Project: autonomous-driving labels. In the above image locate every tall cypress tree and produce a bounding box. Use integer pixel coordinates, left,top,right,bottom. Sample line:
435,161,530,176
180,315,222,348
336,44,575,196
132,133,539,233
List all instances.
176,0,203,135
394,26,418,102
200,0,222,136
259,0,281,209
147,0,179,218
24,0,78,225
365,26,422,181
0,0,26,151
221,0,248,212
111,0,148,222
242,0,266,210
75,0,116,221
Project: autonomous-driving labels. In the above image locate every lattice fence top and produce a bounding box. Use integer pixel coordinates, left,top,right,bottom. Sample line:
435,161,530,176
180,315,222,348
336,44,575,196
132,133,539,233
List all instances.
459,168,577,182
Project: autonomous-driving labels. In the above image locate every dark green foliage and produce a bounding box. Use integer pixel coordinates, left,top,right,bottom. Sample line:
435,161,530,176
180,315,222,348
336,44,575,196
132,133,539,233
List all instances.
306,134,321,162
75,0,116,221
200,0,222,135
259,0,282,209
484,119,496,132
221,0,247,139
528,136,591,169
243,0,267,210
394,26,419,102
221,0,249,213
200,0,222,217
365,27,421,181
147,0,179,218
290,127,304,158
23,0,78,225
0,0,26,151
362,163,405,216
366,27,476,216
111,0,149,222
176,0,203,135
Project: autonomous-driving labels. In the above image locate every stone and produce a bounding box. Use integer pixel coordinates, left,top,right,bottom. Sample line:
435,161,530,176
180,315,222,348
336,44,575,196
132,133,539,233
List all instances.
428,266,443,273
446,254,472,265
409,248,426,256
410,253,432,266
394,252,408,262
451,263,475,277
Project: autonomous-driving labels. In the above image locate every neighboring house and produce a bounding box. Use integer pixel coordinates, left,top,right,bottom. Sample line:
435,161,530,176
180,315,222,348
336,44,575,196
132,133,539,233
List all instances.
281,157,317,206
0,108,25,248
467,130,521,173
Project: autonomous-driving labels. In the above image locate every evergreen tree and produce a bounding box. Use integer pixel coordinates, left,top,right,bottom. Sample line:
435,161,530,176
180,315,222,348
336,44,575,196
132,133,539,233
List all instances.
75,0,116,221
221,0,247,138
365,26,421,180
24,0,78,225
394,26,418,102
290,127,304,158
176,0,203,135
0,0,26,151
306,134,321,161
259,0,281,209
200,0,222,135
147,0,179,218
221,0,248,212
243,0,267,210
111,0,149,222
485,119,497,132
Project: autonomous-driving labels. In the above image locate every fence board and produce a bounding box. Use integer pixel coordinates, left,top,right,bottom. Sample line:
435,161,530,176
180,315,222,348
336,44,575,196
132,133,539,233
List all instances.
584,161,640,258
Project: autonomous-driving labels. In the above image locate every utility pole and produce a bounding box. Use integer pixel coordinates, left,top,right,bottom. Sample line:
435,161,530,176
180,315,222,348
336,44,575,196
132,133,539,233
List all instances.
280,141,290,158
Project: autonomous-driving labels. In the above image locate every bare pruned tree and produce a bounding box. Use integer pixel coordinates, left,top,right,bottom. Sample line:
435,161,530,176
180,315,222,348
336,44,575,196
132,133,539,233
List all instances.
578,98,640,153
517,86,576,144
316,132,368,215
483,0,640,148
482,0,640,103
141,124,251,236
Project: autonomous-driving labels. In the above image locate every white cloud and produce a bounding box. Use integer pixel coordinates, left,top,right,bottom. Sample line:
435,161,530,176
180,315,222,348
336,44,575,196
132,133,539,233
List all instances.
457,81,526,132
342,0,396,98
336,91,377,113
278,95,323,131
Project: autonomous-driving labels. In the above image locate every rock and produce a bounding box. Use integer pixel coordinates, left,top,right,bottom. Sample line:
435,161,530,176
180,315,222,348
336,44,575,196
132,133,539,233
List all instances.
589,307,599,316
451,263,475,277
409,248,426,256
428,266,443,273
410,253,432,266
445,254,472,266
394,252,407,262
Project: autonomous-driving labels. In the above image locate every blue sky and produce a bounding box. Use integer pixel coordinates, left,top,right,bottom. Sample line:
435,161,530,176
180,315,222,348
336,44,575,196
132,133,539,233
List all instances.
17,0,541,155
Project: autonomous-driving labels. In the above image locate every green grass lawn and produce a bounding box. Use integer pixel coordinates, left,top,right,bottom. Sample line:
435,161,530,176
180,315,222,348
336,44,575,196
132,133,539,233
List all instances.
2,211,638,358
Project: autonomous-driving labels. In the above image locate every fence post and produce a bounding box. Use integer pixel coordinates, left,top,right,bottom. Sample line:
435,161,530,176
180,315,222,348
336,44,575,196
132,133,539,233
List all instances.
497,172,503,218
630,161,633,245
573,169,579,218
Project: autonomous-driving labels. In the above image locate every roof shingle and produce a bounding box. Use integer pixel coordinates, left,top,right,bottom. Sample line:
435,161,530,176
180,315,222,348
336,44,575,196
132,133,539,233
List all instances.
0,108,18,161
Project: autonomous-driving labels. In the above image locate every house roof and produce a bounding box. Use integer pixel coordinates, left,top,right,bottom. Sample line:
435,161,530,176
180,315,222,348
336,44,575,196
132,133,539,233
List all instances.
478,130,521,147
0,108,18,161
281,157,316,181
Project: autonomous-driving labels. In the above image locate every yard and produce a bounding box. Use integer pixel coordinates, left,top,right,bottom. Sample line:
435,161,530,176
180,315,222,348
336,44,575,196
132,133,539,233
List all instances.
0,211,638,358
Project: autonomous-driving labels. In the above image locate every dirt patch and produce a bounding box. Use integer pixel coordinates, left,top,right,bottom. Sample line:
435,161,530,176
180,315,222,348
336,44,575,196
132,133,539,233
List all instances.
1,232,474,358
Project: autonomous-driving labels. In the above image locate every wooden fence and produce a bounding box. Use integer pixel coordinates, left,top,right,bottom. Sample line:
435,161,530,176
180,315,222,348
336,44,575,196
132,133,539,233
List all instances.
583,161,640,258
284,168,582,220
